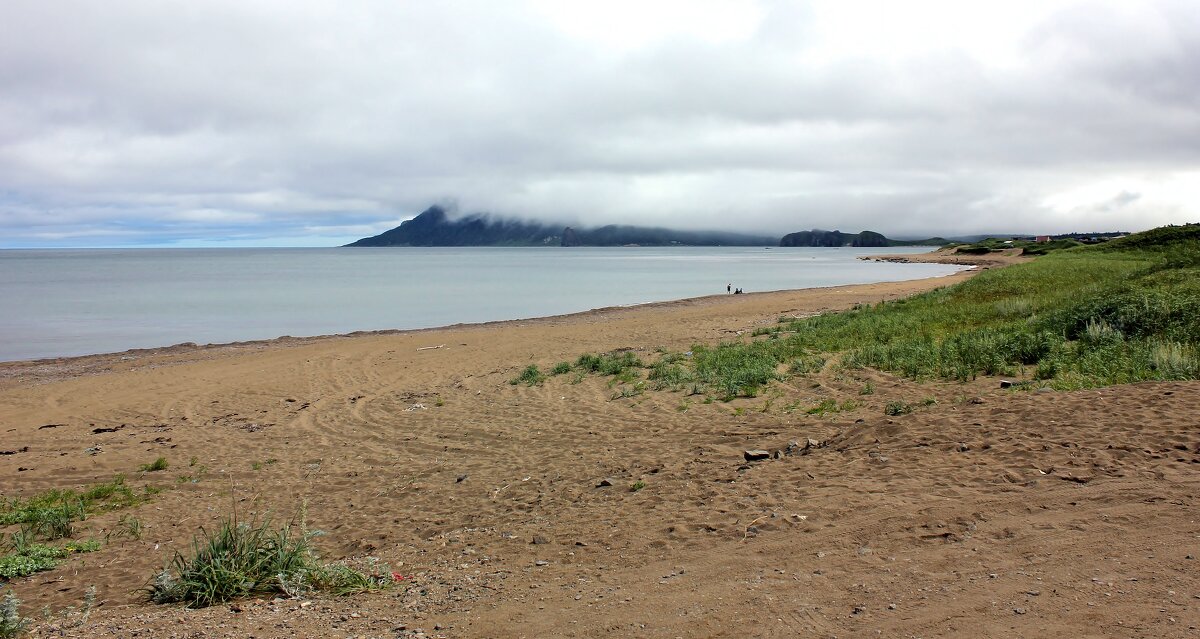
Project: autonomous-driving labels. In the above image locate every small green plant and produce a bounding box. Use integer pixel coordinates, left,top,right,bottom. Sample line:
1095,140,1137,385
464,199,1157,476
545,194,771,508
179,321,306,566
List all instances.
805,398,839,415
176,465,209,484
629,481,646,492
189,456,199,467
250,458,278,471
139,457,169,472
612,381,645,400
1,591,30,639
510,364,546,386
0,476,138,538
921,396,938,406
884,401,914,416
550,361,572,375
434,396,445,407
109,514,143,541
53,585,96,631
0,539,100,579
860,382,875,395
146,515,393,607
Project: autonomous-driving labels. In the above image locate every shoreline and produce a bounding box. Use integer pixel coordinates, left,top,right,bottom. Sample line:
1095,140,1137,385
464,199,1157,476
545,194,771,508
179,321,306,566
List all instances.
0,250,1001,388
2,245,1196,639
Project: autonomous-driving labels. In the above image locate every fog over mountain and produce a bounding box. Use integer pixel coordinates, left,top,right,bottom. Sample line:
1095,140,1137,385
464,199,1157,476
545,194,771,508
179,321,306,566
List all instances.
2,1,1198,247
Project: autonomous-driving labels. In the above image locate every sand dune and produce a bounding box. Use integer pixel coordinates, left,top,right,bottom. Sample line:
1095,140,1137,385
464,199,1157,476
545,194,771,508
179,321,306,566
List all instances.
1,259,1197,638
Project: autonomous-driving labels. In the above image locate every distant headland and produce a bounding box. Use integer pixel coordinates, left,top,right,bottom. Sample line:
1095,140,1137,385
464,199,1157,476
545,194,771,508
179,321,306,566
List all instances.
344,205,932,248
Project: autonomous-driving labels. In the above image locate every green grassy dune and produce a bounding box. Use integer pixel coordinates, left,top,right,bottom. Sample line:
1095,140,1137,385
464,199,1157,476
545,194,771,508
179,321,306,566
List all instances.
559,223,1200,396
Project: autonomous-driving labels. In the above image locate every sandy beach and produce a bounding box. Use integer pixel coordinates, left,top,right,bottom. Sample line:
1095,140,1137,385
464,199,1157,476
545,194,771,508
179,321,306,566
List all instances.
2,253,1198,638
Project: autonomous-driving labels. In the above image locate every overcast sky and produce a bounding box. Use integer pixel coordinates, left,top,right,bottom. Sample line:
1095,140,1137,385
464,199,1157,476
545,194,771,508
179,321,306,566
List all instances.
2,0,1197,247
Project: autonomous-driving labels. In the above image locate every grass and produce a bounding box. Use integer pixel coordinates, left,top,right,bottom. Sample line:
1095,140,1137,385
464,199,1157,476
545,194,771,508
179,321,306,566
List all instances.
510,364,546,386
107,514,143,542
611,381,646,400
147,515,395,608
957,237,1084,256
680,224,1200,392
176,465,209,484
138,457,169,472
576,351,644,375
528,224,1200,398
804,398,858,416
0,475,141,539
0,475,152,587
250,459,278,471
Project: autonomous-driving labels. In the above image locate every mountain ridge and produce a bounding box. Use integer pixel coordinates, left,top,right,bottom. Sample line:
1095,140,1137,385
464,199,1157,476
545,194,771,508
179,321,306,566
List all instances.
346,206,779,247
345,205,955,248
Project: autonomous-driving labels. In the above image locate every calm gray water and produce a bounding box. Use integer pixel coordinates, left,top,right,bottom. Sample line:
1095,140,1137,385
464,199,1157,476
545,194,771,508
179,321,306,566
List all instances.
0,247,962,362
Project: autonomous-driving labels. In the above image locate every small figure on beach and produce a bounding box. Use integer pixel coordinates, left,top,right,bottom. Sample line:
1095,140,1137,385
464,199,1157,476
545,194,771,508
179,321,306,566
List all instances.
727,283,731,293
735,288,743,295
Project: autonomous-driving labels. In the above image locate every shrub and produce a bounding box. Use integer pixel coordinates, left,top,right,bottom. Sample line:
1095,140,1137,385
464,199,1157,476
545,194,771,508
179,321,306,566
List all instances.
550,361,572,375
1151,340,1199,378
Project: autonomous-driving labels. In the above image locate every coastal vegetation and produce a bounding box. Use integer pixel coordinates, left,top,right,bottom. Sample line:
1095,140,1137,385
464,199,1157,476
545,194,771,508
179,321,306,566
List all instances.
147,516,394,608
0,592,29,639
556,223,1200,396
0,475,143,533
138,457,169,472
0,475,151,585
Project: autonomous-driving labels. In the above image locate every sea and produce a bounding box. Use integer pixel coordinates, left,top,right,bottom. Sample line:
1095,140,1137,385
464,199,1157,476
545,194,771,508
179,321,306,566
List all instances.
0,247,964,362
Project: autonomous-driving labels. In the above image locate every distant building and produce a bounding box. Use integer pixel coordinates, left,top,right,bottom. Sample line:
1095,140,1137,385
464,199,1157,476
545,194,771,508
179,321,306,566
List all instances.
1035,235,1051,243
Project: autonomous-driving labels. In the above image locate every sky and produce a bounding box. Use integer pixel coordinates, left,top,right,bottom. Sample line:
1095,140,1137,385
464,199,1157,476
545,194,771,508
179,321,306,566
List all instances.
1,0,1198,247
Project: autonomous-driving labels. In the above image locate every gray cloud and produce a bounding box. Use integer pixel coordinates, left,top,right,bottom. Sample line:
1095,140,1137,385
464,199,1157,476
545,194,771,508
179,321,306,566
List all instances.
1,0,1197,246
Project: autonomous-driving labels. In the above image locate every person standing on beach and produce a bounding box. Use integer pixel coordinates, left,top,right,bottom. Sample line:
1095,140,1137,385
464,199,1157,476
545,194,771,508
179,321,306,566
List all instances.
727,283,732,293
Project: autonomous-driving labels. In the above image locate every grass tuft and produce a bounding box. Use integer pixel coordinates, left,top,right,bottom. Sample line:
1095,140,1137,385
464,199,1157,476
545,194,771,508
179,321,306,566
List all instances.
139,457,169,472
147,516,394,608
510,364,546,386
884,401,914,416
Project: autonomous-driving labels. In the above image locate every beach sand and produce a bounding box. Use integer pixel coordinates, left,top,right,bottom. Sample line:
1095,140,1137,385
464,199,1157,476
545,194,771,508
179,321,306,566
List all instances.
2,252,1198,638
